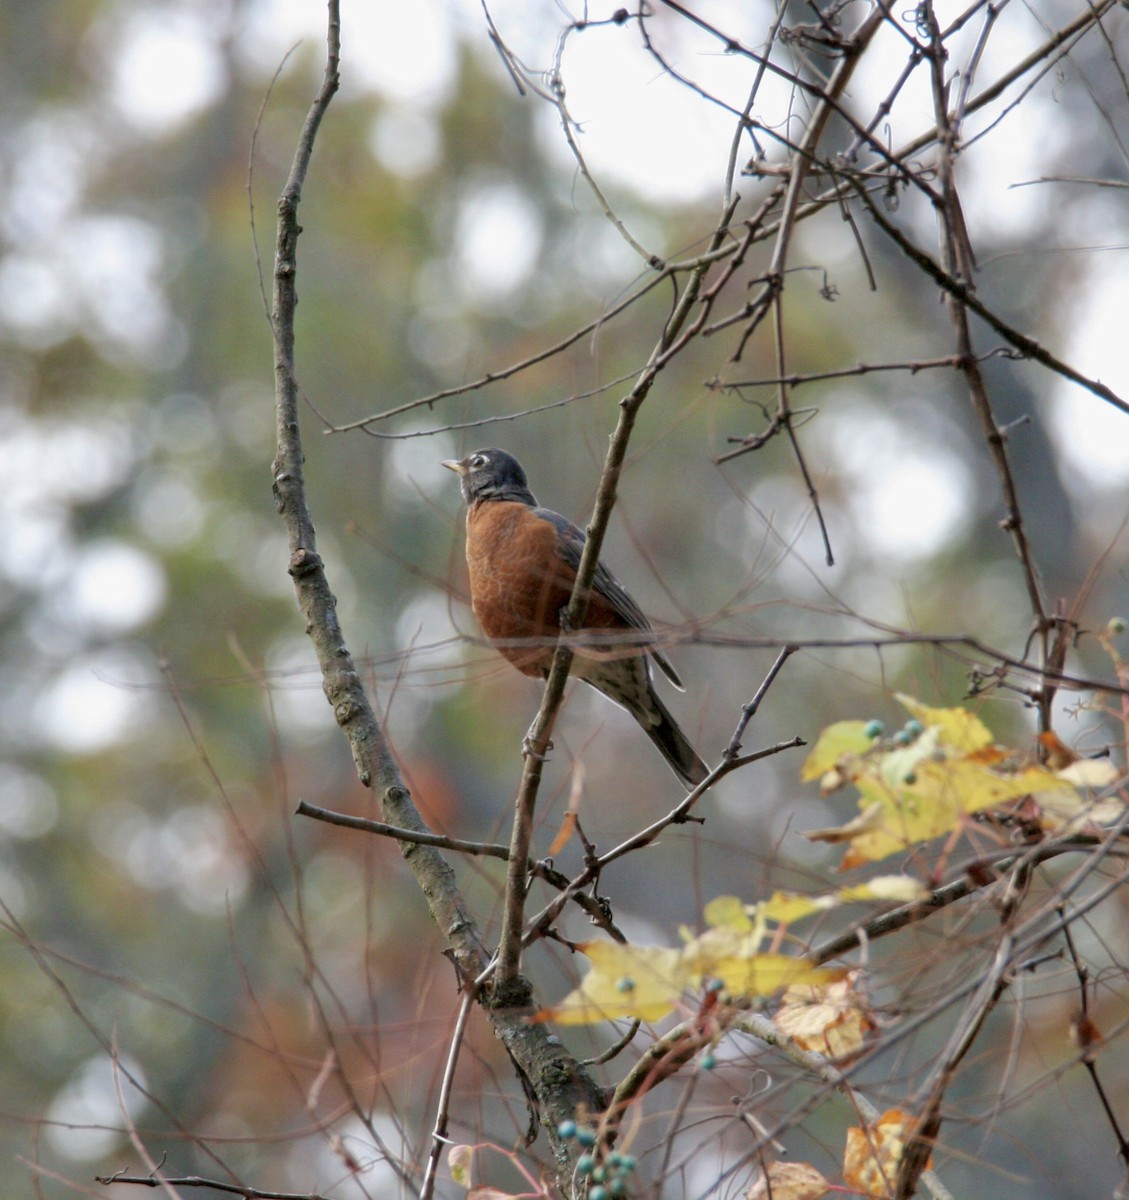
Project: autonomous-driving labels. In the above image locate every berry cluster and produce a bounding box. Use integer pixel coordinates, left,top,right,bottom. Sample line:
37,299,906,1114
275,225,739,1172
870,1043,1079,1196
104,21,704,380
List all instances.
557,1122,637,1198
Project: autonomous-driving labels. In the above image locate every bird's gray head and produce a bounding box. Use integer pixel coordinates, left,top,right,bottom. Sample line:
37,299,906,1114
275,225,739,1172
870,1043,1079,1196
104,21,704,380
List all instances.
441,448,537,506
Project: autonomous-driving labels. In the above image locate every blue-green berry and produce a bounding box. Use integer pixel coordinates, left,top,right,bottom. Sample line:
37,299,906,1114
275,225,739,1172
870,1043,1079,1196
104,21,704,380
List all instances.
589,1187,608,1200
617,976,635,993
558,1120,578,1140
904,719,924,738
700,1052,716,1070
576,1128,597,1147
864,719,884,739
577,1153,595,1175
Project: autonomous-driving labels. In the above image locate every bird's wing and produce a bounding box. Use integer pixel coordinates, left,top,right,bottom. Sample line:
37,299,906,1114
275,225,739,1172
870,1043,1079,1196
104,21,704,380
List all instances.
536,507,683,690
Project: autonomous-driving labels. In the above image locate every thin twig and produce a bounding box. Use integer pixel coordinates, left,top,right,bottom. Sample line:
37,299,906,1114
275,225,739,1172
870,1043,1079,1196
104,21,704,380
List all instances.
420,991,475,1200
724,645,798,759
94,1176,330,1200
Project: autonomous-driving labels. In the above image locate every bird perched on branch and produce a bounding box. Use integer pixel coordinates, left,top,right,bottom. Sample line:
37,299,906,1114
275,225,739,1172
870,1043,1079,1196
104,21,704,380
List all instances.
443,447,708,788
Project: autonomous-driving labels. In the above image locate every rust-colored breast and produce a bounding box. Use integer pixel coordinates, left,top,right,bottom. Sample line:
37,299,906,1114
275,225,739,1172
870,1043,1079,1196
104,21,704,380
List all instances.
465,501,572,677
465,500,635,679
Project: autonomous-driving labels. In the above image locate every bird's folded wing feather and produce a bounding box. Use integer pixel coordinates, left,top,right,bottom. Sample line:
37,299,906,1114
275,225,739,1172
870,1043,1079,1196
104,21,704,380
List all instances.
536,507,683,690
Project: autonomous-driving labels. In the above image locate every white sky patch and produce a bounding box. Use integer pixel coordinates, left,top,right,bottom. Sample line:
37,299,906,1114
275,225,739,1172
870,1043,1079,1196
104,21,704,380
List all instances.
132,467,208,548
0,254,77,345
46,1055,148,1162
1,114,90,243
238,0,455,107
1,215,177,359
109,7,227,134
0,764,59,840
542,21,764,205
264,635,333,737
1050,263,1129,491
291,1113,406,1195
819,403,973,561
0,414,136,588
394,590,464,673
454,181,543,302
63,541,167,634
65,215,175,356
369,105,441,178
345,0,456,105
235,0,324,73
851,454,971,560
35,650,158,754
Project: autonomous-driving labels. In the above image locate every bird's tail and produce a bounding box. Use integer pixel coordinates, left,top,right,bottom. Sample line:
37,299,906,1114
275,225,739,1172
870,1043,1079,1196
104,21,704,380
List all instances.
639,687,710,789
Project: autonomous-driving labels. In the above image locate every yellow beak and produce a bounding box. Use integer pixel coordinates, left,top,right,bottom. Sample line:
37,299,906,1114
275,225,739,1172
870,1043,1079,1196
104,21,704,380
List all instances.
440,458,467,476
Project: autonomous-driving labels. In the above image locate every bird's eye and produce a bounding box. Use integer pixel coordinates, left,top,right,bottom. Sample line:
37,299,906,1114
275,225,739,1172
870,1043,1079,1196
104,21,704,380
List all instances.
469,453,486,469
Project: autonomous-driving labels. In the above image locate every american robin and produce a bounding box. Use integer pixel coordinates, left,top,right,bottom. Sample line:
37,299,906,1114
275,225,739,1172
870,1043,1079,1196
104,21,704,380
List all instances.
443,448,708,788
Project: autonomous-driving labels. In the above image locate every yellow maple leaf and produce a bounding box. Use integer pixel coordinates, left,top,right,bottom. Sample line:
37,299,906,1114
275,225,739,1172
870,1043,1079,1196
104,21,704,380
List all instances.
758,890,835,924
776,971,874,1061
804,802,888,847
837,876,930,904
800,720,875,783
702,894,755,932
1056,759,1120,789
895,694,993,751
537,942,687,1025
843,1109,926,1197
706,953,844,998
810,755,1079,866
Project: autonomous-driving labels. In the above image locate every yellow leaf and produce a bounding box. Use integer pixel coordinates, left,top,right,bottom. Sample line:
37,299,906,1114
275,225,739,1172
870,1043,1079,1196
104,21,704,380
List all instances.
448,1144,474,1188
1034,786,1127,834
708,953,844,998
703,894,755,932
843,1109,925,1197
892,758,1068,827
536,942,687,1025
685,922,758,971
745,1160,832,1200
776,972,874,1061
895,694,993,751
837,876,930,904
1057,759,1120,789
758,890,835,924
800,721,875,783
830,762,1075,865
803,802,888,846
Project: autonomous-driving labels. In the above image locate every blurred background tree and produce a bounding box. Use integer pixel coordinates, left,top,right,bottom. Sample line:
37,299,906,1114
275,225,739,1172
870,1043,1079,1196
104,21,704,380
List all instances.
1,1,1127,1198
